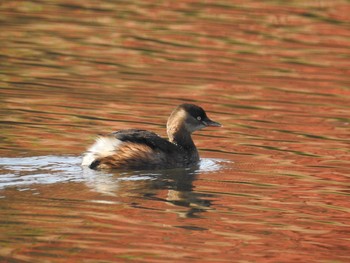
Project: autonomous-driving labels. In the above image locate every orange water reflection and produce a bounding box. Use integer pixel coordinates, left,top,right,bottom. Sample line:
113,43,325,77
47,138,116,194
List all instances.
1,0,350,262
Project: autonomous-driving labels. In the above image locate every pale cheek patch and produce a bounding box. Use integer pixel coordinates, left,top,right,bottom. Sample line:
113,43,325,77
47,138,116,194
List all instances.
81,136,122,166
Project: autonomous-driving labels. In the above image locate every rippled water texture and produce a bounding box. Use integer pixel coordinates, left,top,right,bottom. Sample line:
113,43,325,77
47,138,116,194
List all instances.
1,1,350,262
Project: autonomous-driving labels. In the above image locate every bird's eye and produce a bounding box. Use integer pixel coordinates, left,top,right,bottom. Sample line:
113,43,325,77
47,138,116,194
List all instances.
197,116,201,121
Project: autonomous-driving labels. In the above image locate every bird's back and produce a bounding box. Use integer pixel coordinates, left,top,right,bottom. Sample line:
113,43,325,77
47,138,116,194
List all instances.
82,129,195,170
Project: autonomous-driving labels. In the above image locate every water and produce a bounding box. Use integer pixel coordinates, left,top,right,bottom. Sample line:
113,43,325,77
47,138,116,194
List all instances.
1,0,350,262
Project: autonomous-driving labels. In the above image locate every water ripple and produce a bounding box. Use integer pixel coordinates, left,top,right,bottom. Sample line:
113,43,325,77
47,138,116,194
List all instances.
0,155,229,192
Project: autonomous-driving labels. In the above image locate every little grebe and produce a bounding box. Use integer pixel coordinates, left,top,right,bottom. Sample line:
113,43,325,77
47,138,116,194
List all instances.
82,103,221,170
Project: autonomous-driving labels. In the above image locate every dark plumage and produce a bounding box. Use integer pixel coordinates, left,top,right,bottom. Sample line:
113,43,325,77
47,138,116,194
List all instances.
82,104,221,170
112,129,178,153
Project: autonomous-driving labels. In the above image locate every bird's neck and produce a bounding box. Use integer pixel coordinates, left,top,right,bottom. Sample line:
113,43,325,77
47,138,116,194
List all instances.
167,124,200,164
167,125,196,151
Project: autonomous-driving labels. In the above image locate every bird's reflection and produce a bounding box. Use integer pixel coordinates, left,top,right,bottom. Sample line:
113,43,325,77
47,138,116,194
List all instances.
82,163,215,218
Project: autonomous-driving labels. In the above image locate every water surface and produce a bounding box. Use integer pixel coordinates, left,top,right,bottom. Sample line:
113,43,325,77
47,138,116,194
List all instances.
1,0,350,262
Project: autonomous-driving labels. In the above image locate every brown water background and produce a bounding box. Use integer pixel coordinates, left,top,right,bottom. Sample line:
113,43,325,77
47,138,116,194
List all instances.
1,1,350,262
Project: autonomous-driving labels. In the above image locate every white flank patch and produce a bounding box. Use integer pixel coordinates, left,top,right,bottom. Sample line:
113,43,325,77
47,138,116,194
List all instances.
81,136,122,166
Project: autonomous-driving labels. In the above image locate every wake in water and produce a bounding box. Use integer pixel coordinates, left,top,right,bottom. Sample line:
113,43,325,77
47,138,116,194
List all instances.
0,155,230,193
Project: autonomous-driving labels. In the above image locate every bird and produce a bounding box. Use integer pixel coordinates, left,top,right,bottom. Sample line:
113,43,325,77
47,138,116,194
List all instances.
81,103,221,170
